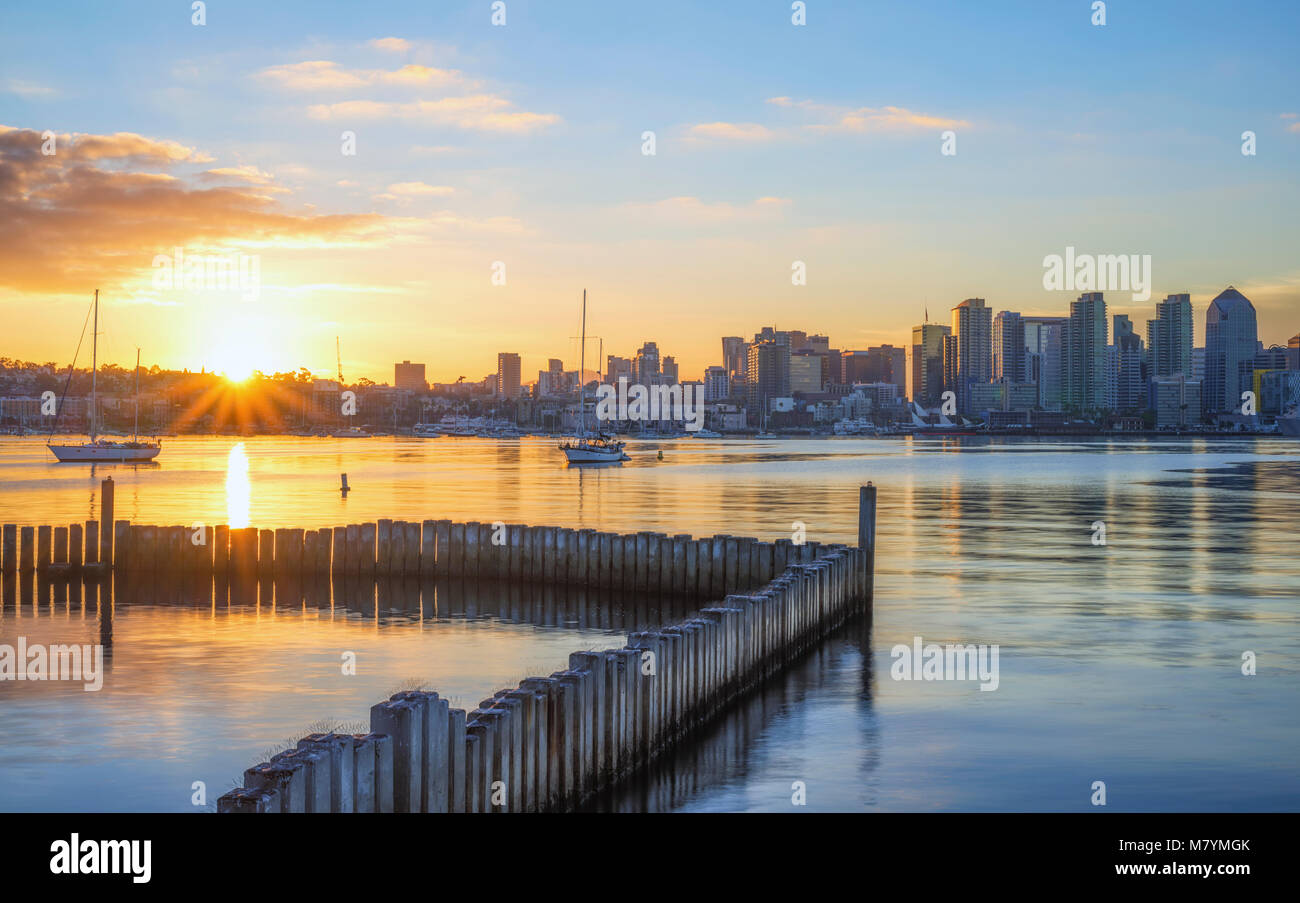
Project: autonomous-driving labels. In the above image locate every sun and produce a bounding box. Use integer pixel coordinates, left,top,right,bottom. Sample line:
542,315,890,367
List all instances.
205,315,274,383
223,363,255,384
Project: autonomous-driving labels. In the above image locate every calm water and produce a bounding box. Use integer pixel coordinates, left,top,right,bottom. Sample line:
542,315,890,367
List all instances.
1,435,1298,811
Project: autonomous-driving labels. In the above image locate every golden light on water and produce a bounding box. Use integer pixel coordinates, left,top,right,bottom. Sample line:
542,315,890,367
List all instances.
226,442,251,528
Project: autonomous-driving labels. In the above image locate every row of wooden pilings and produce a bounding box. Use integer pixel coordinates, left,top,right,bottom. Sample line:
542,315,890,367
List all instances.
3,494,849,604
216,484,878,813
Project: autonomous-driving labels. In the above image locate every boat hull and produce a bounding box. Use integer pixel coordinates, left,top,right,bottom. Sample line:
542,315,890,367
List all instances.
1278,416,1300,438
561,445,627,464
49,443,161,463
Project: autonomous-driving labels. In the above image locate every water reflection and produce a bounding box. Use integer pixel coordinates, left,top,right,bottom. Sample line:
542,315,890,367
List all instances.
586,616,878,812
226,443,250,528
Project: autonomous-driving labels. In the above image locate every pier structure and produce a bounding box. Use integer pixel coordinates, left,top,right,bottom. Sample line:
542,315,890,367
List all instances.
0,479,878,813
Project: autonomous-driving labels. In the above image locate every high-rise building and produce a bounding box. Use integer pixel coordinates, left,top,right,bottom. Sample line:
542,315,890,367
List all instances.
1147,293,1194,379
605,355,632,384
633,342,661,385
993,311,1025,382
942,334,959,402
1289,334,1300,370
496,352,521,398
1203,287,1258,413
790,351,824,394
394,360,426,391
703,365,730,402
1023,317,1066,411
951,298,992,414
722,337,747,380
1112,314,1146,412
661,355,679,384
747,340,790,412
840,350,871,386
804,334,831,354
910,323,951,408
1063,292,1108,411
1152,374,1202,428
864,345,907,397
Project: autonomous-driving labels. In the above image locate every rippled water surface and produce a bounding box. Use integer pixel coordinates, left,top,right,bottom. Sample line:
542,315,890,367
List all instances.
1,435,1297,811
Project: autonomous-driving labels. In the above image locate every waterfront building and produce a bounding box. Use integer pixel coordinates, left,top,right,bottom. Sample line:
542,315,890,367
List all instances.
1203,286,1258,413
993,311,1025,382
497,352,521,398
1063,292,1108,412
951,298,992,415
394,360,427,391
1147,293,1194,379
909,322,950,408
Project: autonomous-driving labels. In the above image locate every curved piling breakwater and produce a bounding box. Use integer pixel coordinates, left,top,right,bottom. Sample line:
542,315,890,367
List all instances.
218,543,869,813
0,479,877,813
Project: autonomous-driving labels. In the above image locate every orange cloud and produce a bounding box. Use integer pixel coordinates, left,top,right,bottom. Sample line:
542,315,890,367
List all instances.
258,60,464,91
306,96,559,132
686,122,776,142
0,126,382,294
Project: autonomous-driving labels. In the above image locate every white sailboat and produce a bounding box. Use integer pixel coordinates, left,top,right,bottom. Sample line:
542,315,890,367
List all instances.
48,291,162,463
560,290,627,464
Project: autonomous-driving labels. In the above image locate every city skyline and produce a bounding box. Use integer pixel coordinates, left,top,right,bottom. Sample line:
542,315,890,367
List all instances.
2,1,1299,382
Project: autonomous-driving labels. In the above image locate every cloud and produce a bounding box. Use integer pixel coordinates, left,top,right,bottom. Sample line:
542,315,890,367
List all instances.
199,165,276,185
374,181,456,202
0,127,214,165
258,60,464,91
686,122,776,142
368,37,412,54
821,105,970,132
307,96,559,132
0,126,382,294
624,195,792,224
763,96,970,133
3,79,56,99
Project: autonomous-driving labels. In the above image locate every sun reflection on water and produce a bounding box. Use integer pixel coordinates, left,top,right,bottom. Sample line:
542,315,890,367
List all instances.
226,442,250,528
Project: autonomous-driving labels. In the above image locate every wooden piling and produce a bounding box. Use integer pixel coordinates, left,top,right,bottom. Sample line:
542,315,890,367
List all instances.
99,477,114,566
376,519,392,576
261,530,276,580
420,521,436,578
860,482,877,604
1,524,15,574
359,523,376,579
36,526,51,573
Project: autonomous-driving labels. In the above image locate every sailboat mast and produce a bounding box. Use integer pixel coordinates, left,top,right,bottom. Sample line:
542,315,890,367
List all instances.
133,348,141,441
90,289,98,441
578,289,586,440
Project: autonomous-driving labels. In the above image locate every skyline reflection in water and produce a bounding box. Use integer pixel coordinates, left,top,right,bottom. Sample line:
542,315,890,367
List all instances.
0,435,1297,811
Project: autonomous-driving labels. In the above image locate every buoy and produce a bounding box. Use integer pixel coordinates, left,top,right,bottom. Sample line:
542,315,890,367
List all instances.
340,473,350,495
657,449,664,461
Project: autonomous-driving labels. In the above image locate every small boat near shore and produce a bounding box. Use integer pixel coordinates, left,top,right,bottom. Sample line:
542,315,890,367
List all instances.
48,292,161,463
560,290,628,464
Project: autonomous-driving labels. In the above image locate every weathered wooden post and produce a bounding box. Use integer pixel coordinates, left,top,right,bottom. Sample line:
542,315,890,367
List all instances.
2,524,16,574
859,482,877,604
100,477,114,566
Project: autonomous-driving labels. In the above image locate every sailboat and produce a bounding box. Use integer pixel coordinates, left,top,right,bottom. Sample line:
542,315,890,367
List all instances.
559,290,628,464
48,291,162,463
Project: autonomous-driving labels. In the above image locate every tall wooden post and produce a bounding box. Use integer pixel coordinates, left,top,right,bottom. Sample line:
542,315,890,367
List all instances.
858,483,876,604
100,477,115,567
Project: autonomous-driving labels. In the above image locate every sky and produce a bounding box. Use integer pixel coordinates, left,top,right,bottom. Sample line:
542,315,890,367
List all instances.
1,0,1297,384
